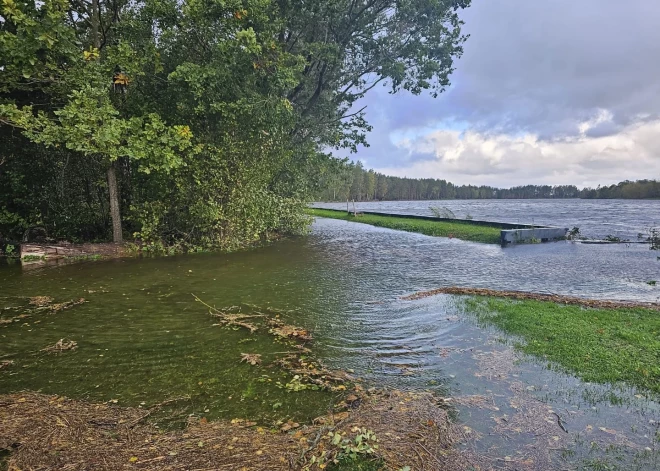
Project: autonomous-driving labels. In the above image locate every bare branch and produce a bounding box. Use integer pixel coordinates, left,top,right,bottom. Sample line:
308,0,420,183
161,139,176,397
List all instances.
336,105,367,123
0,118,25,130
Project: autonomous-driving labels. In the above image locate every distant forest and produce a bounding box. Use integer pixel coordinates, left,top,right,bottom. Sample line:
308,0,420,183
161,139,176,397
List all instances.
316,161,660,201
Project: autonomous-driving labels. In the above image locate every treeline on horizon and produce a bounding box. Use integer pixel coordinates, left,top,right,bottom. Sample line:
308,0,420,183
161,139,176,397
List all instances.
316,161,660,201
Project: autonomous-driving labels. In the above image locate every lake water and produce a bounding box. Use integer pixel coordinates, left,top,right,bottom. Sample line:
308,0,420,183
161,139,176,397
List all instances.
1,208,659,470
313,199,660,240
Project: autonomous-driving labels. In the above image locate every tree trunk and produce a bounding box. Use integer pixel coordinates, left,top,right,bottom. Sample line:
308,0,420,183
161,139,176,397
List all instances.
91,0,99,43
91,0,122,243
107,163,122,243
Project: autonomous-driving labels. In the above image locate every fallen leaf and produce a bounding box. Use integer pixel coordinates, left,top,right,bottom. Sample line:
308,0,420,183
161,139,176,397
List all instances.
240,353,262,365
280,421,300,432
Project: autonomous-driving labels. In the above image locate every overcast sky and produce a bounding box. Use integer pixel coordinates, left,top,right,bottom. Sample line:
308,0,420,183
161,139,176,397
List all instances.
354,0,660,188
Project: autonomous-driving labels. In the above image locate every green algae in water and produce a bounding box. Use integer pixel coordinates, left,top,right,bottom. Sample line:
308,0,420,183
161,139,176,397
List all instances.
0,296,336,426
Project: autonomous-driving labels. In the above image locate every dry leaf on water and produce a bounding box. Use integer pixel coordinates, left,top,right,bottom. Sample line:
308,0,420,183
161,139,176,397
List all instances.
240,353,262,365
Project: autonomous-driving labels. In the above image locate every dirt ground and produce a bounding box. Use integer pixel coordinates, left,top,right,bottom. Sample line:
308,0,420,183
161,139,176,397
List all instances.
0,390,475,471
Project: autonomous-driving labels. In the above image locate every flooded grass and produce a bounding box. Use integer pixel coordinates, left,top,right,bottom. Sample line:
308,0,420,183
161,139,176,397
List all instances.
307,208,502,244
0,293,466,470
0,295,338,426
464,296,660,395
2,221,659,470
331,457,383,470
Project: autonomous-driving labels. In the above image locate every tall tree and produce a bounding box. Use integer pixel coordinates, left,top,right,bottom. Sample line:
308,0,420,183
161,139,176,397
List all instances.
1,0,473,248
281,0,471,151
365,170,376,200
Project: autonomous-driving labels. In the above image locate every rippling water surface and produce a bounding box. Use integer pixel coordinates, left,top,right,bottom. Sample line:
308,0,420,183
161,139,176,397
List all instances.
314,198,660,240
1,215,658,469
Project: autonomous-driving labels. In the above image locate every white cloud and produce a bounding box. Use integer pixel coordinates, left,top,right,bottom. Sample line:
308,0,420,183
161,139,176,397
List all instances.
376,116,660,188
353,0,660,187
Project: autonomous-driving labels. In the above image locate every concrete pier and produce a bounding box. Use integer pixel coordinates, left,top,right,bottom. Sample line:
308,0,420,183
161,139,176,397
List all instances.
312,207,568,246
500,227,568,245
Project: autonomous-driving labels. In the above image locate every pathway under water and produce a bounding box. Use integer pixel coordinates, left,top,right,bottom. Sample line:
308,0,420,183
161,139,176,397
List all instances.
1,217,658,469
313,198,660,241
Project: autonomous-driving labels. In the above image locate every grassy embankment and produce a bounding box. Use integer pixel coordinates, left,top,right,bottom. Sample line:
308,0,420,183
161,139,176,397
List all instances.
466,297,660,395
307,208,502,244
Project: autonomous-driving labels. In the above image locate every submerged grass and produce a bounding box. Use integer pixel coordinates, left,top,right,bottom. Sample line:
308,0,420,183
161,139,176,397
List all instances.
0,295,338,426
307,208,502,244
330,457,384,470
1,294,466,471
464,296,660,395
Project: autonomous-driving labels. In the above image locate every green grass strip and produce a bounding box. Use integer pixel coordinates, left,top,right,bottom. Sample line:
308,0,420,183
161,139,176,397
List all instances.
307,209,502,244
466,297,660,395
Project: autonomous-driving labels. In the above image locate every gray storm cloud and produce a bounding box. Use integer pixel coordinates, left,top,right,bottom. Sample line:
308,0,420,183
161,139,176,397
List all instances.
353,0,660,187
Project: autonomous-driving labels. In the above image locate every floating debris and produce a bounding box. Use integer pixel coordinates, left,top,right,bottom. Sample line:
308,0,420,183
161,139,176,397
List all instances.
0,314,29,325
474,349,517,380
28,296,54,307
215,313,260,333
0,390,468,471
275,354,351,391
47,298,86,312
0,297,85,326
41,339,78,353
240,353,262,366
193,294,261,332
450,395,499,411
0,360,14,369
267,318,312,341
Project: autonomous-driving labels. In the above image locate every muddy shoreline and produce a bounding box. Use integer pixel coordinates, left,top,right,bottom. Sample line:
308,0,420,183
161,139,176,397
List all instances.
402,286,660,311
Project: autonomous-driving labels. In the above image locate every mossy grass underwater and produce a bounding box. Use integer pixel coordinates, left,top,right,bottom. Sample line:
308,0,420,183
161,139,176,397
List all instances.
0,294,466,471
307,208,502,244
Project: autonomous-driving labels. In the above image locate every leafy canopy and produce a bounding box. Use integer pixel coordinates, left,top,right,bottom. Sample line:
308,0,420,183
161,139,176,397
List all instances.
0,0,471,247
